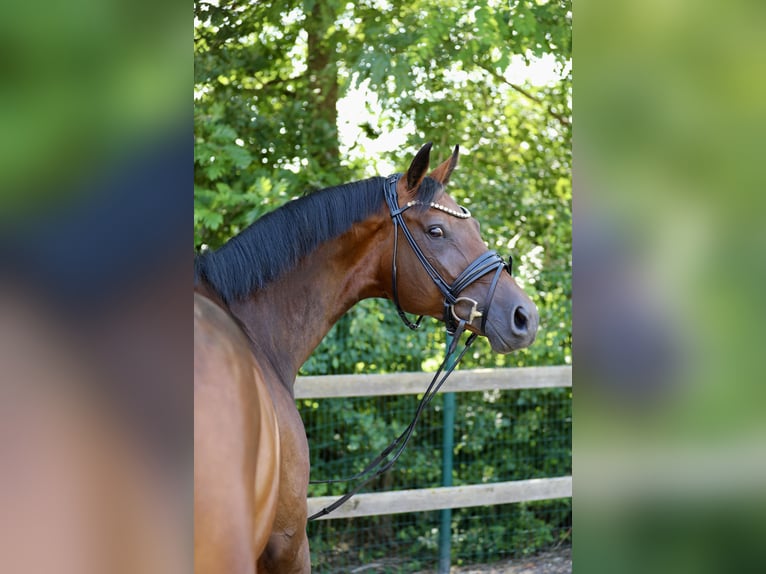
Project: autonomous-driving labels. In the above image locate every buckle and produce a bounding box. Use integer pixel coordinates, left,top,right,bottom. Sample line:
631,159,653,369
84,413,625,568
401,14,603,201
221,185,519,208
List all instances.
450,296,483,324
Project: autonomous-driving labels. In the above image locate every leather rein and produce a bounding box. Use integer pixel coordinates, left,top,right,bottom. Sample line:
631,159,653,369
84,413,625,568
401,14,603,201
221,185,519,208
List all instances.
308,175,512,521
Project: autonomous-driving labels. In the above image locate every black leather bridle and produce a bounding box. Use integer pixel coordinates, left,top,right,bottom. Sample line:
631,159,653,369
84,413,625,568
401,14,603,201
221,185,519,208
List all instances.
308,175,514,521
384,173,512,337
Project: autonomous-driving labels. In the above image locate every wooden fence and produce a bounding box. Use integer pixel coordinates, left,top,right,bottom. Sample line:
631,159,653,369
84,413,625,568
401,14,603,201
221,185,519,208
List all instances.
295,366,572,521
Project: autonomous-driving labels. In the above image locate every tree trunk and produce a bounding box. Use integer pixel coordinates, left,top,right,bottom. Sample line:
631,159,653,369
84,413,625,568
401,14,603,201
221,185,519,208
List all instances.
306,1,340,173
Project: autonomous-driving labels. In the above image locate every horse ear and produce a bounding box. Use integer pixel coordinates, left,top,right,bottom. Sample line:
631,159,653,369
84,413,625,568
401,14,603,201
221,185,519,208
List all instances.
406,142,432,192
429,145,459,185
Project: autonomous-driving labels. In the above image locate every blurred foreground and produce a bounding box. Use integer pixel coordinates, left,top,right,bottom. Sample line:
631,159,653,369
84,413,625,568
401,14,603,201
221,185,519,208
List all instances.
0,0,190,571
575,0,766,572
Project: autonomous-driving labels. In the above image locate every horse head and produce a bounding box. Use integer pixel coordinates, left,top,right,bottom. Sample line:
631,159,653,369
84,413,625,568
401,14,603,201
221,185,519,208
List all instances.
387,143,538,353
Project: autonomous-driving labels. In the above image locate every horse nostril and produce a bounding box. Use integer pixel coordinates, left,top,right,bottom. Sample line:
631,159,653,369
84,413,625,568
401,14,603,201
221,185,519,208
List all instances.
512,305,529,334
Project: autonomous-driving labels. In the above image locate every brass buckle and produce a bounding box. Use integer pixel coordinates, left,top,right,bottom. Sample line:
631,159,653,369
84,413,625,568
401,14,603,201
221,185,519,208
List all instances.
450,297,483,324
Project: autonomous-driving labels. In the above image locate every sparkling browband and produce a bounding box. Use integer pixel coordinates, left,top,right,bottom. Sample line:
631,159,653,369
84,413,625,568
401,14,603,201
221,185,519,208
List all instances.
404,200,472,219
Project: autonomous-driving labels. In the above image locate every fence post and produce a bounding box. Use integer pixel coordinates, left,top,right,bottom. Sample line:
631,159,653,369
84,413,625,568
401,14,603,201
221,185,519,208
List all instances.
438,391,456,572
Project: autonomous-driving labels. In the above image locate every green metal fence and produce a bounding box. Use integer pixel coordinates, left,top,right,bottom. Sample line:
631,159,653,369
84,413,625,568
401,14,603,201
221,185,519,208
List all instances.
296,368,572,573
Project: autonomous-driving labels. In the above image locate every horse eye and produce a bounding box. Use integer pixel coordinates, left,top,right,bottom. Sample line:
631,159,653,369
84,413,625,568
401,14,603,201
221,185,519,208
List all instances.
428,226,444,238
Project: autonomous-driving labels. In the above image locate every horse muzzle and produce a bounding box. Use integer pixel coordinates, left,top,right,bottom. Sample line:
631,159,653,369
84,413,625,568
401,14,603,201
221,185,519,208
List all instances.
484,295,539,354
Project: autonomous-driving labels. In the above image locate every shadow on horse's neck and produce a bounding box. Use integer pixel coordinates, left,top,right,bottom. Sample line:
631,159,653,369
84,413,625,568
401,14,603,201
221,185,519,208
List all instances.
220,214,389,393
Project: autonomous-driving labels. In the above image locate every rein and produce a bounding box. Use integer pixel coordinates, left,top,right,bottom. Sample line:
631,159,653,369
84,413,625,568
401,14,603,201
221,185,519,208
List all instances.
307,175,511,521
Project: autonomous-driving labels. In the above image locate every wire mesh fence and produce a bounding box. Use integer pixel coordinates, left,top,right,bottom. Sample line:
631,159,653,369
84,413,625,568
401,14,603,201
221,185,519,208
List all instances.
299,381,572,572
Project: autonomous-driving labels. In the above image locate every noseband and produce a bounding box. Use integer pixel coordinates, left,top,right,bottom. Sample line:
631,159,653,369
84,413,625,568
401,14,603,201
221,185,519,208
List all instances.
384,174,512,337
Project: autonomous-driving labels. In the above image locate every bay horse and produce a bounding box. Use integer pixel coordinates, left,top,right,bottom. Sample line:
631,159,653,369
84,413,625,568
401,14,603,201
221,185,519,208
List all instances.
194,143,539,573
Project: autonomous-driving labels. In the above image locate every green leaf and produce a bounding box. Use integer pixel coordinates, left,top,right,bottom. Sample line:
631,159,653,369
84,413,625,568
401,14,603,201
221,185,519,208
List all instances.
204,162,225,181
200,210,223,230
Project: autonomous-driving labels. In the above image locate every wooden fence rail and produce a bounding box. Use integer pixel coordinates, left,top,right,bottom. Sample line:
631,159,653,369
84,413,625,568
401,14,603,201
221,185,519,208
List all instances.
307,477,572,521
295,365,571,399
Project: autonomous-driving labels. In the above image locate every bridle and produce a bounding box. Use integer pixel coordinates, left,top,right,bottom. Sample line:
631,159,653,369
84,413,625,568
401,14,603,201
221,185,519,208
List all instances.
308,174,513,521
384,173,512,338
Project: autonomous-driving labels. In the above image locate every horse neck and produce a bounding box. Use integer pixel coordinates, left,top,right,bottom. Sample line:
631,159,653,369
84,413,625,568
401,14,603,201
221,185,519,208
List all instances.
226,213,389,391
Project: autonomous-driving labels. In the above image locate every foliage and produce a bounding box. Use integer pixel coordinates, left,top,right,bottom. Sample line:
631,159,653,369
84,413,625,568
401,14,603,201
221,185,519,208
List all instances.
194,0,571,567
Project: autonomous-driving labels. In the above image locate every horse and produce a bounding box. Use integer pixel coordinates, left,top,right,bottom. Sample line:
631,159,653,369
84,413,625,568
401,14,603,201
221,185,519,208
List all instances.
193,142,539,573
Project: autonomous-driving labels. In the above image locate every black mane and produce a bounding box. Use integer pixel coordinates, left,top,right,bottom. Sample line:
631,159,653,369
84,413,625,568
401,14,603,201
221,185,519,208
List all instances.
194,175,441,304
